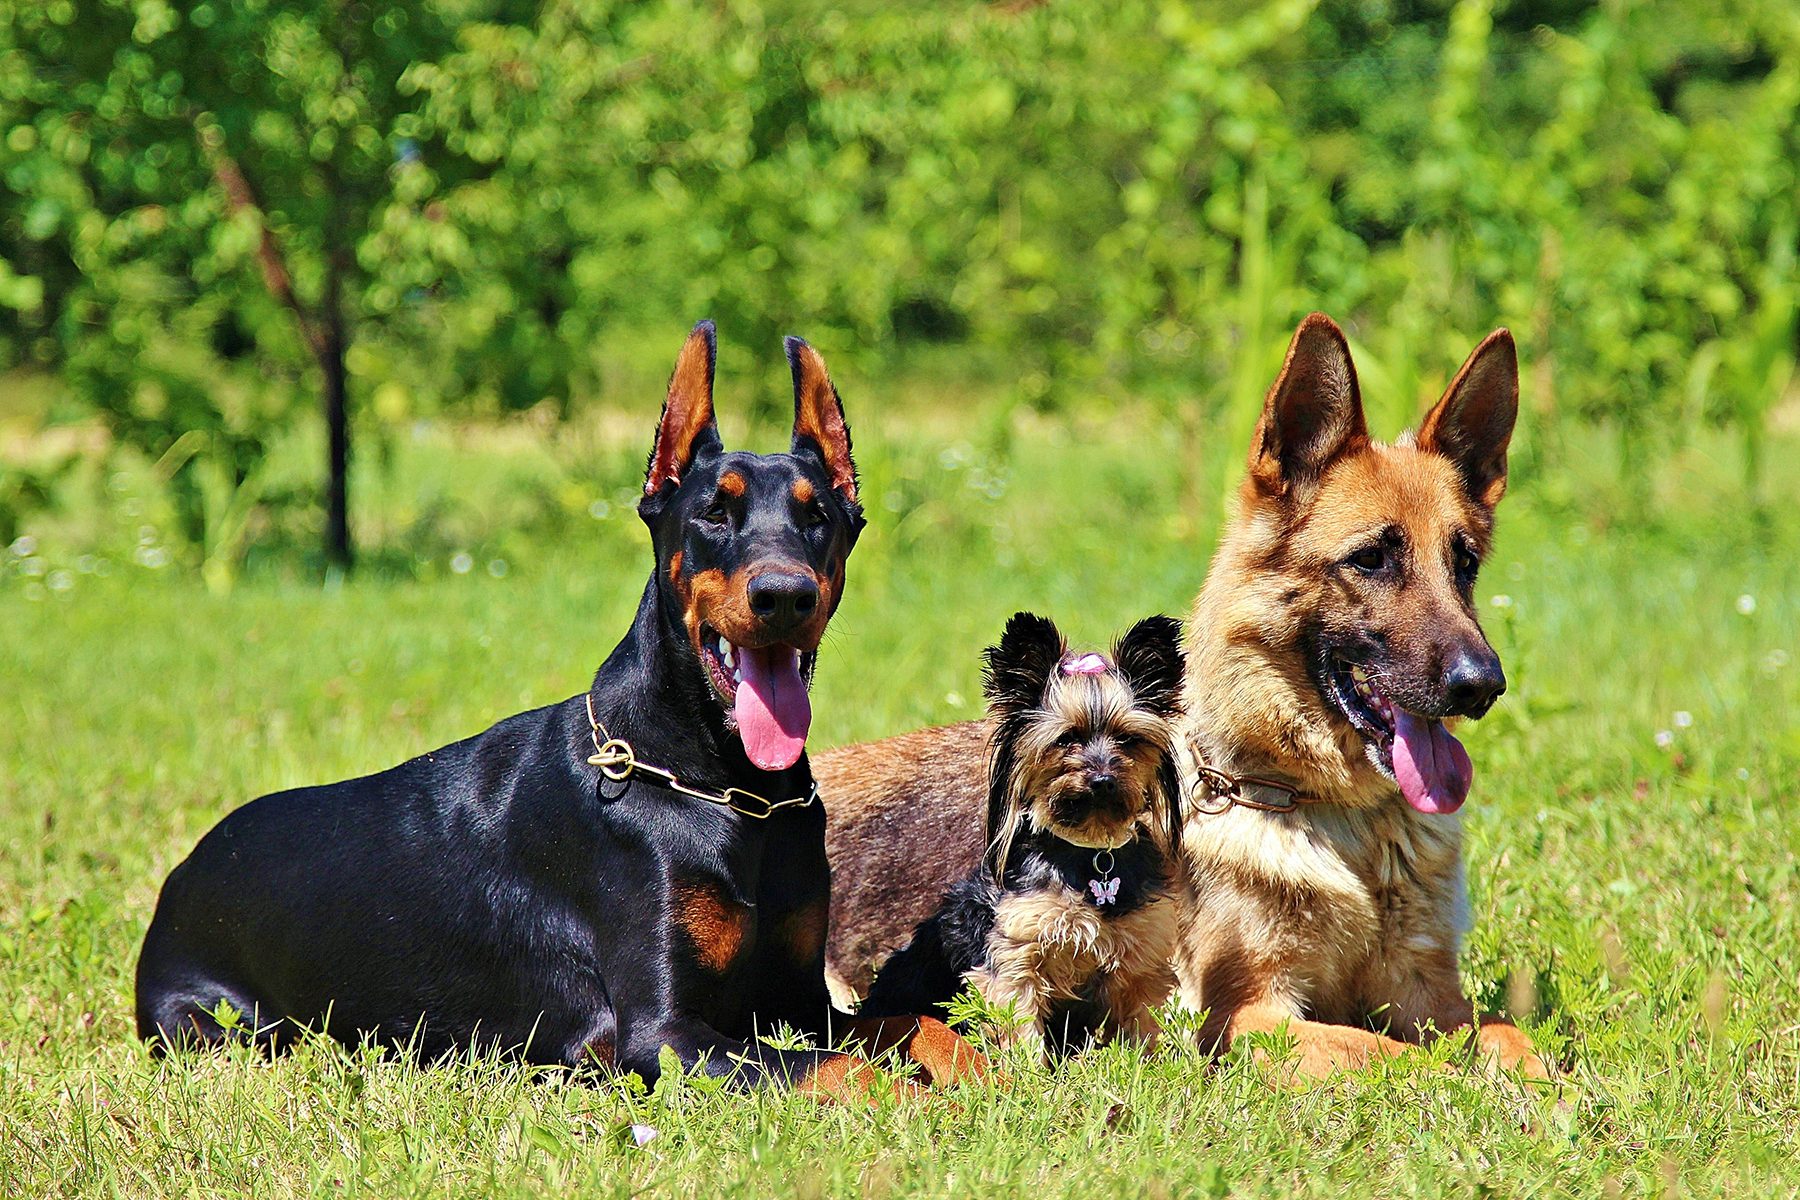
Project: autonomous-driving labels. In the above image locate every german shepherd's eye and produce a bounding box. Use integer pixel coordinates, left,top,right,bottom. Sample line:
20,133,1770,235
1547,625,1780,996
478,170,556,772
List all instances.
1346,545,1388,574
1454,544,1479,579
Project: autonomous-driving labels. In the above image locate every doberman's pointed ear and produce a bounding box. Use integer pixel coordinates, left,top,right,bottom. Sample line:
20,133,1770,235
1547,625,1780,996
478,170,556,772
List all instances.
1417,329,1519,510
1113,615,1185,720
785,336,858,505
982,612,1065,717
644,320,722,500
1248,313,1369,499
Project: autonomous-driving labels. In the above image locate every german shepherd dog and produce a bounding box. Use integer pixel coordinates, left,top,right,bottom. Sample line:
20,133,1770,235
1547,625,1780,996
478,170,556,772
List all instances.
137,322,982,1097
858,614,1185,1057
820,314,1545,1079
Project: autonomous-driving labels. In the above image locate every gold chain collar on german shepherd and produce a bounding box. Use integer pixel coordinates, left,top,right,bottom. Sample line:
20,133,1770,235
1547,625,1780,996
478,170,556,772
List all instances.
1184,731,1316,814
585,695,819,819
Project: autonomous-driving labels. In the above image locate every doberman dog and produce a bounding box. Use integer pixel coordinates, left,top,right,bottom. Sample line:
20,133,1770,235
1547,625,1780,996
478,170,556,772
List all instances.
136,322,982,1096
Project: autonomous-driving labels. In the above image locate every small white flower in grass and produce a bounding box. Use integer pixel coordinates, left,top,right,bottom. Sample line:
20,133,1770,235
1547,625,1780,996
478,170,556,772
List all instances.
1489,594,1513,609
7,534,35,557
1654,730,1674,749
450,551,473,575
945,691,966,709
1673,711,1692,728
1736,594,1756,616
487,558,508,578
630,1124,658,1148
588,499,610,520
1763,649,1790,672
47,570,73,593
1736,768,1750,782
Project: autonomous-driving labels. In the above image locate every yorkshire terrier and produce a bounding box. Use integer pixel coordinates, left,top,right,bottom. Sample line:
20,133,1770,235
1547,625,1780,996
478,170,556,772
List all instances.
858,612,1187,1056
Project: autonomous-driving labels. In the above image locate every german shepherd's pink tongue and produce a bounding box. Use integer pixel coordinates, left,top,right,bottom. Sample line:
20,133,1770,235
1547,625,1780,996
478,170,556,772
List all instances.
1392,709,1473,814
734,645,810,771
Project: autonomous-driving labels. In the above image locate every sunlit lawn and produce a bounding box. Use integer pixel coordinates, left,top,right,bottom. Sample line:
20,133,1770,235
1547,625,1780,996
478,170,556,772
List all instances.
2,397,1797,1197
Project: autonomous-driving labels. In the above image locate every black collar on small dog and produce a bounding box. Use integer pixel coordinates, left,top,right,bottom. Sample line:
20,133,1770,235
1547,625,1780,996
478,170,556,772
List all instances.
584,695,818,819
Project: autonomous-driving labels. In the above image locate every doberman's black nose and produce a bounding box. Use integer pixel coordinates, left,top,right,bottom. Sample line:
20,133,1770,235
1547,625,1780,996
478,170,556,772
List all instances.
1442,646,1506,717
747,571,819,628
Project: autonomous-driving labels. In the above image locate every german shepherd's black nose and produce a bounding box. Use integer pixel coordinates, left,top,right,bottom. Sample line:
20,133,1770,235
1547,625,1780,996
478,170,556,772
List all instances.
1442,647,1506,717
748,571,819,629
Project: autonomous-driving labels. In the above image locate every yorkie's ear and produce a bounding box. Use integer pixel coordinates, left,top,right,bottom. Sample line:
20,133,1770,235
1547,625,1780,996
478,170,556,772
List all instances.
1113,615,1185,719
982,612,1065,715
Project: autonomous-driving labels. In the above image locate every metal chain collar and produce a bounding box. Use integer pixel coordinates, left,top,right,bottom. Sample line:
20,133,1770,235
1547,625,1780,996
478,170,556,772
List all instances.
1185,733,1314,815
584,694,819,820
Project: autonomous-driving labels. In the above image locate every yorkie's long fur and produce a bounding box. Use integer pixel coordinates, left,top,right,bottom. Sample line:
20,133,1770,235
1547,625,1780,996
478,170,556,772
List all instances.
858,612,1187,1055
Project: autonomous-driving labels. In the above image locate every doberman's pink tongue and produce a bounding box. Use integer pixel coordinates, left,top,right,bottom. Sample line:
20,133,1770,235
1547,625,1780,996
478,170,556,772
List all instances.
1392,708,1473,814
733,645,810,772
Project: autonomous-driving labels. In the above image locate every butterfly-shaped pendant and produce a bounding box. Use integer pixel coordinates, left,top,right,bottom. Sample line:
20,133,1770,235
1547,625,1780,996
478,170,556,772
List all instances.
1088,876,1120,906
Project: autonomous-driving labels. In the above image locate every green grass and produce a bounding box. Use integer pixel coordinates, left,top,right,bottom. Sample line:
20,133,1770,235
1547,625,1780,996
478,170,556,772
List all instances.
2,400,1798,1198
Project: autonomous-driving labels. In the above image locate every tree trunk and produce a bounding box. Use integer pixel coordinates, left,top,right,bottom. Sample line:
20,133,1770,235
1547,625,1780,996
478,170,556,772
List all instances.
198,117,354,572
321,256,352,570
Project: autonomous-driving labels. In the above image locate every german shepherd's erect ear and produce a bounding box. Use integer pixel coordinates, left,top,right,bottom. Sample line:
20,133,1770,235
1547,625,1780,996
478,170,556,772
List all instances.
1416,329,1519,510
786,336,861,508
1248,313,1369,500
642,320,723,508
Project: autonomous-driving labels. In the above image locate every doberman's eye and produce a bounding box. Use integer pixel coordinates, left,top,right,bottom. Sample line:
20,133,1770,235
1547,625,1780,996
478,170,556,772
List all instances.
803,500,830,527
1347,545,1387,574
701,501,730,527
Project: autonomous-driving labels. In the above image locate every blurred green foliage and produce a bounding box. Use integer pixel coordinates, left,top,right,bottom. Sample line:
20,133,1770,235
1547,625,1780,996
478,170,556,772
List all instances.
1,0,1796,574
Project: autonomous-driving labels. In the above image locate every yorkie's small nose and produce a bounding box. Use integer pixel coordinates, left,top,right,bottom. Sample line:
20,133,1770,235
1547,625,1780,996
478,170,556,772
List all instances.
1086,773,1118,804
747,571,818,630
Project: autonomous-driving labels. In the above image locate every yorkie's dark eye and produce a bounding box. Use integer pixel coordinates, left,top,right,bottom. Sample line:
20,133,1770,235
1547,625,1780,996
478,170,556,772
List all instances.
1346,545,1387,574
1058,729,1085,748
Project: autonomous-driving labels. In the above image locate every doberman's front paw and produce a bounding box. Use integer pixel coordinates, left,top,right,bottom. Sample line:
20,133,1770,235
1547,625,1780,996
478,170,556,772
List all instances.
795,1053,926,1104
843,1015,993,1088
1476,1022,1552,1081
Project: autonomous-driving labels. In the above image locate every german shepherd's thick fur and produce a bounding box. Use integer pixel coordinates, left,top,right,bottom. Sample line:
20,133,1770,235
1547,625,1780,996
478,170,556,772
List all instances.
820,314,1546,1078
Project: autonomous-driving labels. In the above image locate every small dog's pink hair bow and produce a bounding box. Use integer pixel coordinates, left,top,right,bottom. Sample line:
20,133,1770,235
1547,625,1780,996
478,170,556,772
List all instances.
1060,652,1110,676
